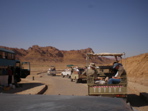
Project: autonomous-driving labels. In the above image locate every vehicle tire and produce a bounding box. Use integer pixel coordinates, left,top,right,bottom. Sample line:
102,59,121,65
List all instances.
75,79,78,83
123,98,127,102
126,102,134,111
66,74,69,78
52,74,56,76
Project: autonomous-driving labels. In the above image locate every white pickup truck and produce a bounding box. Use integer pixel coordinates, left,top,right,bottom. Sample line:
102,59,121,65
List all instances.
61,69,72,78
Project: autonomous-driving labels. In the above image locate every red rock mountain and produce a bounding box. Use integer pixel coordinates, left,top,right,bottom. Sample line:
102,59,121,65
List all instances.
0,45,114,65
0,45,147,85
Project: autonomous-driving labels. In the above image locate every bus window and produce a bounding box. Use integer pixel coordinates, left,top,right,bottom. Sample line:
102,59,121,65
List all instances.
7,53,11,59
0,51,2,58
16,62,20,67
5,52,8,59
21,62,30,70
11,54,15,60
2,52,5,58
7,53,14,60
0,48,15,59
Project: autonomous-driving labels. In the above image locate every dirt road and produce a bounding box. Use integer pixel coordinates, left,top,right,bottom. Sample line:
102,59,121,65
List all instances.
30,73,148,111
33,73,88,96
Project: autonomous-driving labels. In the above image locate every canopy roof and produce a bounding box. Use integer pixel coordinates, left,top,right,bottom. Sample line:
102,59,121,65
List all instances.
87,53,125,57
67,64,74,67
0,48,15,54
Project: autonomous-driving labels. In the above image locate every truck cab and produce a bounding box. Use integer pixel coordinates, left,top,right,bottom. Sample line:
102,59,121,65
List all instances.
15,61,30,82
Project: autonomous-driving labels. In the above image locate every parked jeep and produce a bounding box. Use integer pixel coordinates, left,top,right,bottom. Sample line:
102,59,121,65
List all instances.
86,53,127,100
47,66,56,76
61,65,74,78
61,69,72,78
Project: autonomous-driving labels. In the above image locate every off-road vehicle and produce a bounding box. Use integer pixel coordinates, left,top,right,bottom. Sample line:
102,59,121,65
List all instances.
86,53,127,100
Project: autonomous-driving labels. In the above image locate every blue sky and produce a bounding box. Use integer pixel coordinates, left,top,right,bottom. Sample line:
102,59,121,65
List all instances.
0,0,148,57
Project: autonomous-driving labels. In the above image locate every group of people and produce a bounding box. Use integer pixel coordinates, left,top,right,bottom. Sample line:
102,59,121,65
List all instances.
83,62,126,84
0,66,13,85
0,66,21,87
108,62,126,84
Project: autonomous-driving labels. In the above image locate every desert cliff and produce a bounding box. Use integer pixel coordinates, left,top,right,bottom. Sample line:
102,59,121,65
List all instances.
122,53,148,86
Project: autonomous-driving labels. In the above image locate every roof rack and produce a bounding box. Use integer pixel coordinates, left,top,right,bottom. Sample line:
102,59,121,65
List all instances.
87,53,125,57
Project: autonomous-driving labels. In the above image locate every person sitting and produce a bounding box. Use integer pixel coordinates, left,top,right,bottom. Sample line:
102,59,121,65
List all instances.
108,63,126,84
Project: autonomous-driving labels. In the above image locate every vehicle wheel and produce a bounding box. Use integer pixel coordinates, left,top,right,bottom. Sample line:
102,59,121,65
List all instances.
79,79,83,83
75,79,78,83
123,97,128,103
126,102,134,111
52,74,56,76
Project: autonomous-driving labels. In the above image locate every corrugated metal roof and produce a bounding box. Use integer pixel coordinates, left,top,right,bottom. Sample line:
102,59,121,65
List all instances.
0,48,15,54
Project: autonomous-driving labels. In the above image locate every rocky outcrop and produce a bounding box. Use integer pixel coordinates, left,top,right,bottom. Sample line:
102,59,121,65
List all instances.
0,45,113,64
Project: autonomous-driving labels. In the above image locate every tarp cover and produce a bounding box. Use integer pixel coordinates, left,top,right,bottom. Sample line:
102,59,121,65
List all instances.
67,64,74,67
87,53,124,56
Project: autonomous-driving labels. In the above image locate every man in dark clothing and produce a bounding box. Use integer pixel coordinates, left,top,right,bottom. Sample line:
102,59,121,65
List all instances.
7,66,13,86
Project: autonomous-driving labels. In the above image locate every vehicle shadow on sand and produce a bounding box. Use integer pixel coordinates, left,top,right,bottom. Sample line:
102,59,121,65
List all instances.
127,93,148,107
1,82,44,94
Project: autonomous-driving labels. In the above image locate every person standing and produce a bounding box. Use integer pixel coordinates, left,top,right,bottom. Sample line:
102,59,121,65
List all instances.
86,63,99,80
7,66,13,86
